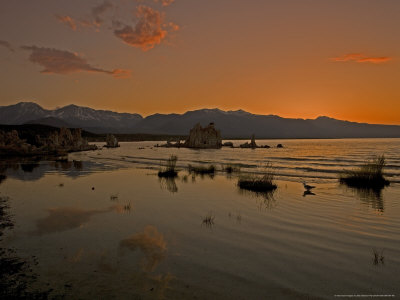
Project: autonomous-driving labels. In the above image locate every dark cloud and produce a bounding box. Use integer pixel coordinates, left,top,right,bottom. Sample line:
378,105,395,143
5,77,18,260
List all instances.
0,40,14,52
56,1,113,31
21,45,131,78
92,1,114,27
114,5,168,51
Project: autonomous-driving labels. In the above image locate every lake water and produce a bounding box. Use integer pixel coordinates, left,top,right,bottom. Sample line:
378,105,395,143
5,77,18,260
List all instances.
1,139,399,299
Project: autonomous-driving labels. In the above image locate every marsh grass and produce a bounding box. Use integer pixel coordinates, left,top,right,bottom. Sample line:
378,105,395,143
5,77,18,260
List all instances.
372,248,385,265
158,155,178,178
238,163,277,192
124,203,131,212
110,194,119,201
340,155,390,189
201,213,215,227
222,164,240,174
188,164,215,175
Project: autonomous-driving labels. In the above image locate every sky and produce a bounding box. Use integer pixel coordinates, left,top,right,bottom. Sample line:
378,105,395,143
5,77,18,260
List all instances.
0,0,399,124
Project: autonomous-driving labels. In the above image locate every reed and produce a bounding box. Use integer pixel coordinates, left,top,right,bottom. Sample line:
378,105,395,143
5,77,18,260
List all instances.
238,163,277,192
340,155,389,189
201,213,215,227
188,164,215,175
222,164,240,174
158,155,178,178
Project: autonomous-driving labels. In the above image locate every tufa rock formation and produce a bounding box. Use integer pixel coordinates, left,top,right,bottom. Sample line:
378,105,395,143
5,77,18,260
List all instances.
105,134,120,148
184,123,222,149
240,134,270,149
0,128,96,157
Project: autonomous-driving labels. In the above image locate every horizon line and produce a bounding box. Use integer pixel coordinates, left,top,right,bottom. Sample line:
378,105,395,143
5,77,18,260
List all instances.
2,100,400,126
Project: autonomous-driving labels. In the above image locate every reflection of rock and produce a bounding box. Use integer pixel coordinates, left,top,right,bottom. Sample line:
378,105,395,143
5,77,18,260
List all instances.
0,128,96,157
20,163,40,173
105,134,119,148
34,206,115,235
120,226,167,272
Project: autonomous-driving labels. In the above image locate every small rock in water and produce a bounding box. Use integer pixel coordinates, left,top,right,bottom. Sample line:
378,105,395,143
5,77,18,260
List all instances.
92,187,95,190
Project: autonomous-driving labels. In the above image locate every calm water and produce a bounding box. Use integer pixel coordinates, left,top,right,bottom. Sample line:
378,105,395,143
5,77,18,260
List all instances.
1,139,399,299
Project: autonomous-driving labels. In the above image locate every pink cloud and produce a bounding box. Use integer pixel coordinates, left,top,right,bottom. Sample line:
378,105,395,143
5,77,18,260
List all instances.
331,53,392,64
114,5,168,51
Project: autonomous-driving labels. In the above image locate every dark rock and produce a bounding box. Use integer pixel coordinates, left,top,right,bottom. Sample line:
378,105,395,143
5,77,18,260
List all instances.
104,134,119,148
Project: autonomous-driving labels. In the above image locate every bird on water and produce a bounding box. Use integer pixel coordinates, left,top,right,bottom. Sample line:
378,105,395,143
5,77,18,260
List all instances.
303,182,316,191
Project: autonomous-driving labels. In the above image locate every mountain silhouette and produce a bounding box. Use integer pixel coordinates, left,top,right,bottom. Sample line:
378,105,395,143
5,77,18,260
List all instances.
1,102,399,138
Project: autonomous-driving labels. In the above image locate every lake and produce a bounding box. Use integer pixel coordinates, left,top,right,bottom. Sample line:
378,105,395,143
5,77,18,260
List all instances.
1,138,399,299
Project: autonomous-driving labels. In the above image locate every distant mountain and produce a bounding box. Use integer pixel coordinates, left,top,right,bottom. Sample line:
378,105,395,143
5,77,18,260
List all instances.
0,102,142,133
1,102,399,138
132,109,400,138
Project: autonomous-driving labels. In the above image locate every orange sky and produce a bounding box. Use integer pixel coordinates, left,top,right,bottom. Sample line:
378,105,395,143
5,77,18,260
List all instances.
0,0,399,124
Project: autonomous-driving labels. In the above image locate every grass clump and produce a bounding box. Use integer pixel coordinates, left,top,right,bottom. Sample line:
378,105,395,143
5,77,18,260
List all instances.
339,155,390,189
238,163,277,192
201,213,215,227
158,155,178,178
222,164,240,174
188,164,215,175
372,248,385,265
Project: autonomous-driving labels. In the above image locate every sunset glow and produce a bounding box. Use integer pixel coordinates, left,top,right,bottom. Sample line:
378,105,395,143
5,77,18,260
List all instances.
0,0,399,124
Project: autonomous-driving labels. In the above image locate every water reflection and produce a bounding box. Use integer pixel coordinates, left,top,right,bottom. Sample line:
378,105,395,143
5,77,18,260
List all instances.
33,206,116,235
355,188,384,212
303,190,316,197
238,188,277,210
0,174,6,185
20,163,40,173
119,226,167,272
0,159,119,182
159,177,178,193
0,195,62,298
342,184,385,212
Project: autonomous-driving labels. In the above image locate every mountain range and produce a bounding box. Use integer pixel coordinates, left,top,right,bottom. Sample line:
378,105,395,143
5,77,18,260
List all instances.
0,102,399,138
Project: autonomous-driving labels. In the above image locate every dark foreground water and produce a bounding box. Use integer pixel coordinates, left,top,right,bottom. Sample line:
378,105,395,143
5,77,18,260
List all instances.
1,139,399,299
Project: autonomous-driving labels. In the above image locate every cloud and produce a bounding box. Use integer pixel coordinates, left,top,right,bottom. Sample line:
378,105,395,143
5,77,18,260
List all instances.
92,1,114,27
0,40,14,52
56,1,113,31
155,0,175,6
356,57,392,63
331,53,392,64
114,5,168,51
33,207,113,235
55,15,78,31
21,45,131,78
